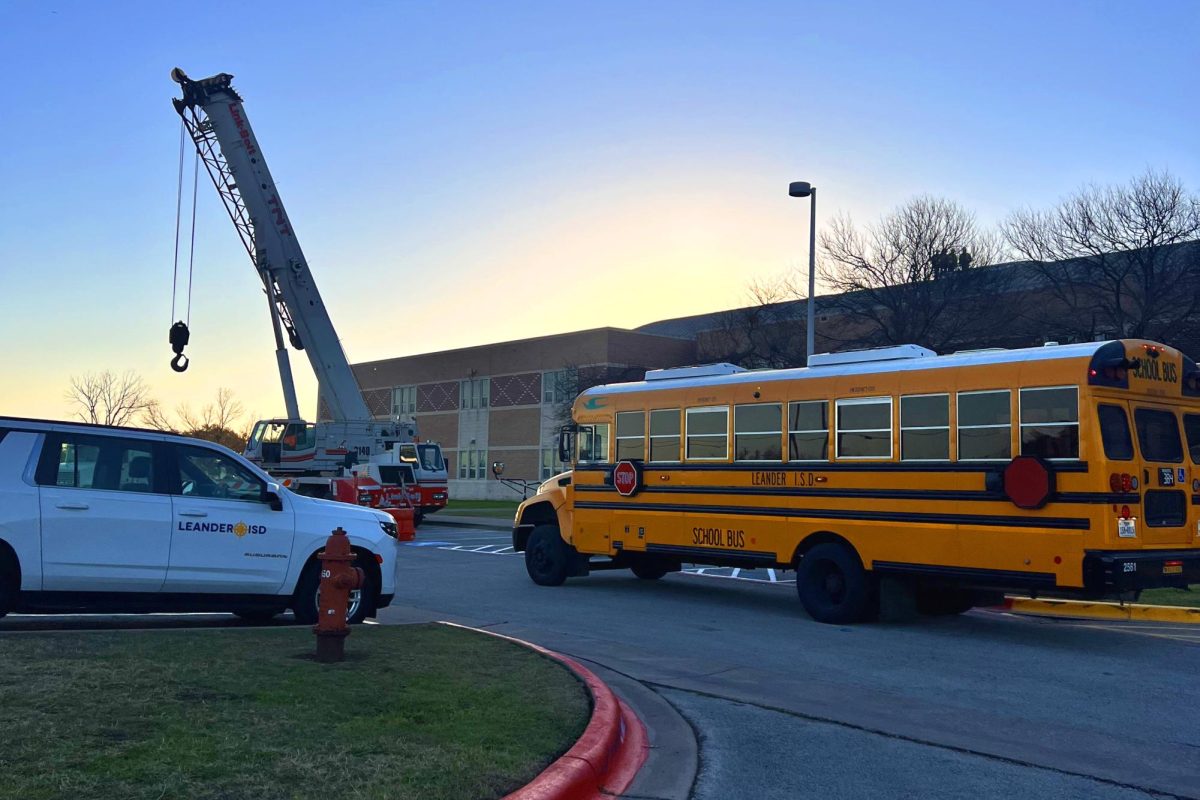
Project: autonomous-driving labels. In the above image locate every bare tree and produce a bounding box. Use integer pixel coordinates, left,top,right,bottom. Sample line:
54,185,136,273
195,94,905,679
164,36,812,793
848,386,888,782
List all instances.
174,387,251,450
141,400,177,432
819,196,1012,351
1003,170,1200,345
65,370,154,427
704,277,809,368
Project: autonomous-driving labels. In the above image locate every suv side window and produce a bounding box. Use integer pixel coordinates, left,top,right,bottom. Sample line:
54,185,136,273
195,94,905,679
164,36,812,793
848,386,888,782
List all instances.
36,434,157,493
174,445,265,502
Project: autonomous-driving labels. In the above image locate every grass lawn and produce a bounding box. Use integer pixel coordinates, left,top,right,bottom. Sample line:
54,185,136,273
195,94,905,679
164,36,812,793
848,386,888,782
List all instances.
0,624,588,800
443,500,522,518
1140,585,1200,608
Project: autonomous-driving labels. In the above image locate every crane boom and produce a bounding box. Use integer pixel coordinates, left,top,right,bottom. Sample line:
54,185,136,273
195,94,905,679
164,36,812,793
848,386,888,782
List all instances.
171,69,371,422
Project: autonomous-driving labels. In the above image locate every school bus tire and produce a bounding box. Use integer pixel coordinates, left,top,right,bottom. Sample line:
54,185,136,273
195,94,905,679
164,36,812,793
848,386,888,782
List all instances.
630,558,671,580
796,542,876,624
525,525,571,586
914,586,977,616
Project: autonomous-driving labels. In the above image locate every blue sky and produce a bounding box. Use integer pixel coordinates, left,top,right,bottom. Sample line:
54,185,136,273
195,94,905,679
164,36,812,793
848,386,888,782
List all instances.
1,0,1197,421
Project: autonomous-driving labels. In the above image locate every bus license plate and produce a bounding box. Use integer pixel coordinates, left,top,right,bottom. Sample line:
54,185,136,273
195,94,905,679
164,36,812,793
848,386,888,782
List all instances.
1117,518,1136,538
1163,564,1183,575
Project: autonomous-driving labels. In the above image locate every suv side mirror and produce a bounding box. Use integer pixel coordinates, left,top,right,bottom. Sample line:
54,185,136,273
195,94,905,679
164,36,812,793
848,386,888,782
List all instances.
263,482,284,512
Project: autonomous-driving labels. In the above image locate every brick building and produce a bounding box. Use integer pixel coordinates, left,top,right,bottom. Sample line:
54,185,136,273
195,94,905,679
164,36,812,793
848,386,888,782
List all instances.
346,327,696,499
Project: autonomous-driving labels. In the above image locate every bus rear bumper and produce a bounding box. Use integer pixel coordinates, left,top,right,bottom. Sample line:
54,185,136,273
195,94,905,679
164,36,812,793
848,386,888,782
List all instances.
1083,549,1200,594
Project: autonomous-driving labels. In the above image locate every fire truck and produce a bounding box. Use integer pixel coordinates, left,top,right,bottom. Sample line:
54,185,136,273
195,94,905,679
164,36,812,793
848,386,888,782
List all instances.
168,69,449,515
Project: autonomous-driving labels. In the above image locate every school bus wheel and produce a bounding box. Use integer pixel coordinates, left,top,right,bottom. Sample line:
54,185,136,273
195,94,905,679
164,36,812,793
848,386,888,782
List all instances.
796,542,878,624
630,556,676,581
914,585,976,616
525,525,572,586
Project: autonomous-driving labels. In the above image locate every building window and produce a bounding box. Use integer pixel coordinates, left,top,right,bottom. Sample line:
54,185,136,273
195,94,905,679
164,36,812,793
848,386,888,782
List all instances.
615,411,646,461
541,448,558,480
958,390,1012,461
788,400,828,461
735,403,782,461
461,378,489,410
1020,387,1079,460
649,409,680,462
392,385,416,415
457,449,489,479
901,394,949,461
686,406,729,461
835,397,892,459
543,369,575,405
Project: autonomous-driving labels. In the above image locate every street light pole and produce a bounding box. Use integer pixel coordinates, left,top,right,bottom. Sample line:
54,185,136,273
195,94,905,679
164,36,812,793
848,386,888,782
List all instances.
788,181,818,360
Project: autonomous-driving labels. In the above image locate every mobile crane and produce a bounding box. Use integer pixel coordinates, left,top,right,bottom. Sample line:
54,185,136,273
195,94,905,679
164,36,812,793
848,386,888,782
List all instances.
169,68,448,517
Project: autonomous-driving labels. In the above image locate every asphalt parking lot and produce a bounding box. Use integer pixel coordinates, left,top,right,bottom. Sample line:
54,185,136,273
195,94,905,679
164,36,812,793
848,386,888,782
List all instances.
384,523,1200,799
4,523,1197,799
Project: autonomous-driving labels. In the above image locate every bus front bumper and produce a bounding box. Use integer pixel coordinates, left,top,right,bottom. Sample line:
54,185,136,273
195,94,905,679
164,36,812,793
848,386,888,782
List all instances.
1083,549,1200,594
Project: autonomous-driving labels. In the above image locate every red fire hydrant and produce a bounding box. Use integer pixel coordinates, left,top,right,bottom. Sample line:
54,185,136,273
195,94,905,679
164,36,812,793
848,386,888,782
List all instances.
313,527,364,663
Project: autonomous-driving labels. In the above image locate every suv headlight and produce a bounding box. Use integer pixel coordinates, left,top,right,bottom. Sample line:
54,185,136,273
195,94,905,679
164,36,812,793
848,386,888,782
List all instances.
379,519,398,538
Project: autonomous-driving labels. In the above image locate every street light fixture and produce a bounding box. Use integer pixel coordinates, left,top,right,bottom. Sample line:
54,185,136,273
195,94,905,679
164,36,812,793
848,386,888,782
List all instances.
788,181,817,360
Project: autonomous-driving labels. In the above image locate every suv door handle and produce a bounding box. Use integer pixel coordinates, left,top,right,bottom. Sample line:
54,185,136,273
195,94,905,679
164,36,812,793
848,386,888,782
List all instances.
178,511,208,518
55,502,89,511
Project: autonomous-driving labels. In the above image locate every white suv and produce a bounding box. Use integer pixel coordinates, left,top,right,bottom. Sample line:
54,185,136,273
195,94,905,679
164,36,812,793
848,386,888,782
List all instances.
0,417,400,623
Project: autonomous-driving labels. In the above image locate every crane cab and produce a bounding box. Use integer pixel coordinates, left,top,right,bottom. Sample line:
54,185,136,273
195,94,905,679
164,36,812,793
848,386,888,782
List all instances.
245,418,318,470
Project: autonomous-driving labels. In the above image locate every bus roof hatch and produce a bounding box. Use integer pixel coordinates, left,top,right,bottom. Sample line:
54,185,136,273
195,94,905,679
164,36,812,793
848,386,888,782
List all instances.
808,344,937,368
644,363,747,381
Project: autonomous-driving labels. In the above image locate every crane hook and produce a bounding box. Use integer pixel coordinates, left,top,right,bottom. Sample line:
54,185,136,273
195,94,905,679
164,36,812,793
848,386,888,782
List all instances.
169,321,191,373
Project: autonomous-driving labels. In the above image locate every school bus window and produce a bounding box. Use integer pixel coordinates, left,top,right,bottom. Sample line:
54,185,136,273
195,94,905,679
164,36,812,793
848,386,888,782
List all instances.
735,403,783,461
1134,408,1183,463
577,424,610,464
788,400,828,461
1020,386,1079,459
686,406,729,460
615,412,646,461
901,394,949,460
836,397,892,459
649,409,681,462
958,390,1011,460
1098,404,1134,461
1183,414,1200,464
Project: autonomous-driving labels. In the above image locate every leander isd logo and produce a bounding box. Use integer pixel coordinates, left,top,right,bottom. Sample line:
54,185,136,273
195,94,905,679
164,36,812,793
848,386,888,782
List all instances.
613,460,642,497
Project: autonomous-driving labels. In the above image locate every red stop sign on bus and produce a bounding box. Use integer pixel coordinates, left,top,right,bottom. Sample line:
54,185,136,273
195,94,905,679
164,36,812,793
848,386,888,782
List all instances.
613,460,642,497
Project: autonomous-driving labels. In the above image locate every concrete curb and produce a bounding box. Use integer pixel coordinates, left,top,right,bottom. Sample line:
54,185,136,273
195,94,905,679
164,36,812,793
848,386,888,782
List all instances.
1003,597,1200,624
437,622,649,800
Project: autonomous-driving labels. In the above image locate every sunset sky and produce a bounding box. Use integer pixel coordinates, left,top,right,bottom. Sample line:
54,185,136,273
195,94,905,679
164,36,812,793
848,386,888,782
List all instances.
1,0,1197,424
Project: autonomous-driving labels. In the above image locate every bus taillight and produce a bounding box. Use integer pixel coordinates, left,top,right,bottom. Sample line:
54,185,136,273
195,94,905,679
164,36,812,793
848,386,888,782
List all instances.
1120,505,1132,520
1109,473,1134,493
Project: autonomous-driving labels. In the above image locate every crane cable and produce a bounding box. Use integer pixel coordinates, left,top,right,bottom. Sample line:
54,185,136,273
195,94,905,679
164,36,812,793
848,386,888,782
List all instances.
169,120,199,373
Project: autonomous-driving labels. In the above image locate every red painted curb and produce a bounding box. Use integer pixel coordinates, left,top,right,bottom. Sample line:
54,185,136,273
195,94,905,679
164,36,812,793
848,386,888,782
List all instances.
437,622,649,800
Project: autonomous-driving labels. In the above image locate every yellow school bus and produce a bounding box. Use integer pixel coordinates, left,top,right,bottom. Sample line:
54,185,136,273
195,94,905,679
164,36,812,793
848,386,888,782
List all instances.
512,340,1200,623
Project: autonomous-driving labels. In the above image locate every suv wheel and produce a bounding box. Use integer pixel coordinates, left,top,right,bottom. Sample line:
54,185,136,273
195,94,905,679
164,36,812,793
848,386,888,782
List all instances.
292,557,374,625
